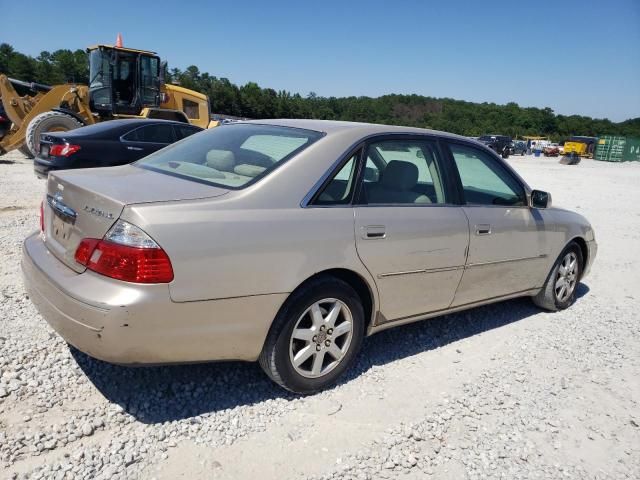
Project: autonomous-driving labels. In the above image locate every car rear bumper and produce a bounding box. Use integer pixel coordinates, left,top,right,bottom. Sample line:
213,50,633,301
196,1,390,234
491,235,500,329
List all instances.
22,232,286,364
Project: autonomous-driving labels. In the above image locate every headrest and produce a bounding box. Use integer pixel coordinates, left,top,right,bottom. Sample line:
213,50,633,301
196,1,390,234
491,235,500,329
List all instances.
381,160,419,191
234,164,266,178
205,149,235,172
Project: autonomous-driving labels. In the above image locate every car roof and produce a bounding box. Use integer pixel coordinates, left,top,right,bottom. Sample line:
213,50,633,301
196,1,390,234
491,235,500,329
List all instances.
53,119,200,138
241,118,469,141
93,118,193,128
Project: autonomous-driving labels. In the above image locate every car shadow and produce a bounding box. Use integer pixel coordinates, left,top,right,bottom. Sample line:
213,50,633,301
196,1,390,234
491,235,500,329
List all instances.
72,283,590,424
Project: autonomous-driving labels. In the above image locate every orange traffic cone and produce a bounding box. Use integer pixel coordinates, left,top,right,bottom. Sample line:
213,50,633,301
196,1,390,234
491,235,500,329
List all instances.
116,33,123,48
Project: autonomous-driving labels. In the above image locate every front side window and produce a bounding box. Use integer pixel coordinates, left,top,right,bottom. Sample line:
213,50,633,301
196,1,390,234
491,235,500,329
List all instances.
137,124,323,189
449,143,525,206
360,139,447,205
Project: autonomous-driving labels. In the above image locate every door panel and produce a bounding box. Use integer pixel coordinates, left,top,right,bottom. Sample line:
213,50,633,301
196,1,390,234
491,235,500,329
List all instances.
355,206,469,321
446,141,549,306
452,206,549,306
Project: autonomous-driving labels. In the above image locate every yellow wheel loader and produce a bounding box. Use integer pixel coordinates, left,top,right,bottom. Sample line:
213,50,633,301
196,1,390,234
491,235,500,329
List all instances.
0,43,213,157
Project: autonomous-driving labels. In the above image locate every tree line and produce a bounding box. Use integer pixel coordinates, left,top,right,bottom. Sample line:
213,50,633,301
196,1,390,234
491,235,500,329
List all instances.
1,43,638,140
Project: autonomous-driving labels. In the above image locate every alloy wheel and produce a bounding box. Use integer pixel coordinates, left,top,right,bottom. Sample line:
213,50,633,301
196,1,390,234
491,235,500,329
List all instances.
555,251,578,302
289,298,354,378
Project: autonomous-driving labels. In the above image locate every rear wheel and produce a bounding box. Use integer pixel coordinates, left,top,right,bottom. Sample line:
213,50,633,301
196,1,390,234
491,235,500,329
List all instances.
259,276,365,394
25,111,83,157
533,243,583,311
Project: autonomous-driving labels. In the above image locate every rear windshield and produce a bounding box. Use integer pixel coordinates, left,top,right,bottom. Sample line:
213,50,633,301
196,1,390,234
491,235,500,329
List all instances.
136,124,323,189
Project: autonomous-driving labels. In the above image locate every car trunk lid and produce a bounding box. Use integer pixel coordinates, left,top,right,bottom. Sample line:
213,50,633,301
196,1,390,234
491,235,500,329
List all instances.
44,165,228,272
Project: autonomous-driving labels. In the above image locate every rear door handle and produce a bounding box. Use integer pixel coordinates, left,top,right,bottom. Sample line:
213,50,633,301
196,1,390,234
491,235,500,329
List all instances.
475,224,492,235
362,225,386,239
126,146,144,151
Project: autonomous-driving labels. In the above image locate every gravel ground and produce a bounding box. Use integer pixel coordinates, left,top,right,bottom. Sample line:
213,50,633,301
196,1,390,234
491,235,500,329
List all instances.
0,150,638,480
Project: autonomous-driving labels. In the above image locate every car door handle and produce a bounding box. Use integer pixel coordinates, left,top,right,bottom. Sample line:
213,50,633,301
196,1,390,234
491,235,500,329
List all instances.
126,146,144,151
362,225,386,239
475,224,492,235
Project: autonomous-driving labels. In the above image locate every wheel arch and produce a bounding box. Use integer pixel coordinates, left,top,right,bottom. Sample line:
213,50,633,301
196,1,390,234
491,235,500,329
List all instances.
568,236,588,279
282,268,377,332
50,108,87,126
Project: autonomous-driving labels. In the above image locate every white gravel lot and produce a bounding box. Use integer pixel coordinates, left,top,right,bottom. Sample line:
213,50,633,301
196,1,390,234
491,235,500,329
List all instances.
0,150,638,480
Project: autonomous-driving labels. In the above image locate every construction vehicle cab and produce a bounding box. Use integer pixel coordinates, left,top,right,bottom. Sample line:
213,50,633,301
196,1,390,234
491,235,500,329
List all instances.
0,37,211,157
88,45,161,117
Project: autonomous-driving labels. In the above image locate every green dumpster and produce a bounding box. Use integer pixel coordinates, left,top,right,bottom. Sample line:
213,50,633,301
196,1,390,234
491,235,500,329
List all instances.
595,136,640,162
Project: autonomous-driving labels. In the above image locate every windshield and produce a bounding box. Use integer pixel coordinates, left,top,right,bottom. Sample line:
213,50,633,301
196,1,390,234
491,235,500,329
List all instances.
136,124,323,189
88,49,111,107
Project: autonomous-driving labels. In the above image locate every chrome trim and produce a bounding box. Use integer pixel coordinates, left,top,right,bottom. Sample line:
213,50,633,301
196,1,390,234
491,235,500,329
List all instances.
378,265,464,278
46,194,77,224
466,254,547,268
83,205,115,220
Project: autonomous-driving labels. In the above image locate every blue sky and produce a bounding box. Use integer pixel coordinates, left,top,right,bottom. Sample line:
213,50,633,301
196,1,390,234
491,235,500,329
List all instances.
3,0,639,121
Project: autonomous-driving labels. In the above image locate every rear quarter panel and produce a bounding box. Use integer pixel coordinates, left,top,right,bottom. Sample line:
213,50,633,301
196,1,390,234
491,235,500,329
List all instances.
122,200,377,305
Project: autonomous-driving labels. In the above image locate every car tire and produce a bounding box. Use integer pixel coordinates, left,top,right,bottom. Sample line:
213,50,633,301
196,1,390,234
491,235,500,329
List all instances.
26,111,83,157
532,242,583,311
259,275,365,394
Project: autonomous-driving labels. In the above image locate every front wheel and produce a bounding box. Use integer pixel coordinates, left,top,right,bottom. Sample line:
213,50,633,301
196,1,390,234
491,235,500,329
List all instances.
259,276,365,394
533,243,583,311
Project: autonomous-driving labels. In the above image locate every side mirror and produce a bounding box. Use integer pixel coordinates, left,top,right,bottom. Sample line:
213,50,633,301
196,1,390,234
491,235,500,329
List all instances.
531,190,551,209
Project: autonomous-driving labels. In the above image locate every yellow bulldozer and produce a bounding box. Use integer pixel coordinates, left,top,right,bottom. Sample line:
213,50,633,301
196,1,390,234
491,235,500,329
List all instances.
0,40,212,157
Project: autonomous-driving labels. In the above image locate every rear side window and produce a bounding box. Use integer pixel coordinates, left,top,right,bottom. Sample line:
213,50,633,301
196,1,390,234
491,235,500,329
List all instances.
123,124,176,143
449,143,525,206
137,124,323,189
313,153,359,205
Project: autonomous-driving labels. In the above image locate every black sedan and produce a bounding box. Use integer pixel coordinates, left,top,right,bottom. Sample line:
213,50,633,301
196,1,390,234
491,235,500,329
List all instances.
34,119,202,178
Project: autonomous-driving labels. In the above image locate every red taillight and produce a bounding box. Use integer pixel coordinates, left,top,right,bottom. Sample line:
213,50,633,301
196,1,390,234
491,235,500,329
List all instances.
39,201,44,232
49,144,81,157
74,238,100,265
74,238,173,283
